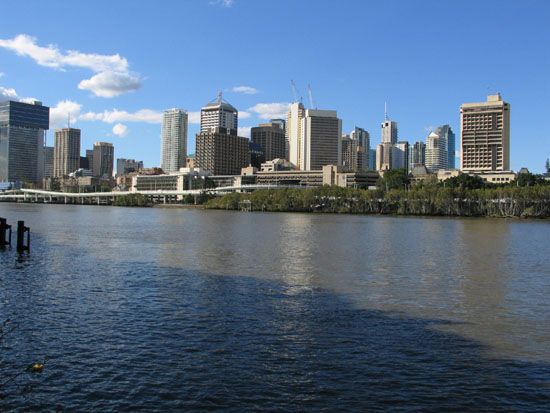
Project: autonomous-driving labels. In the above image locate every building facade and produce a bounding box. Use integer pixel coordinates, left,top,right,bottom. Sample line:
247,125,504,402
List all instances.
286,102,305,168
393,141,409,171
117,158,143,176
301,109,342,171
0,100,49,183
350,126,370,170
92,141,114,178
195,131,250,175
200,93,238,135
53,128,81,178
43,146,54,179
341,134,358,172
161,108,188,174
460,94,510,172
408,141,426,172
435,125,456,169
251,122,286,162
425,132,447,172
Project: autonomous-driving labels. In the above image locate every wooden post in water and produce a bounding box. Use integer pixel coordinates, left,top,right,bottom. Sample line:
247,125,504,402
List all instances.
16,220,30,254
0,218,12,248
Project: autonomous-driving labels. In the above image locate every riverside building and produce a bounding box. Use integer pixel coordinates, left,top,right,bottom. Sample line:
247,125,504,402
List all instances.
195,95,250,175
53,128,81,177
161,108,188,174
0,100,49,184
92,141,114,178
301,109,342,171
408,141,426,172
251,122,286,162
460,94,510,172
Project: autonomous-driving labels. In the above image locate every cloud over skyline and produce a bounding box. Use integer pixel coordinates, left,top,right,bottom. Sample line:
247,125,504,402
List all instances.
231,86,258,95
0,34,141,98
248,102,290,120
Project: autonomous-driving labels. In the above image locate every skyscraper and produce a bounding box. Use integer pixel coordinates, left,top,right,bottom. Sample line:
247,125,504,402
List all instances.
408,141,426,172
200,92,238,135
460,94,510,172
0,100,49,183
376,143,393,171
161,108,188,174
341,134,357,172
350,126,370,170
53,128,81,178
425,132,447,172
435,125,456,169
92,142,114,178
43,146,54,179
393,141,409,171
301,109,342,171
286,102,305,168
251,122,286,162
195,95,249,175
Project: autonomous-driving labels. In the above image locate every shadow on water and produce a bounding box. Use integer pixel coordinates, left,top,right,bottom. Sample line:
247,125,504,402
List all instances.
1,252,549,412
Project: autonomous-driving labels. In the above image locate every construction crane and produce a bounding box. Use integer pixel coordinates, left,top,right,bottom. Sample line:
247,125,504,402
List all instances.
307,84,316,109
290,80,299,103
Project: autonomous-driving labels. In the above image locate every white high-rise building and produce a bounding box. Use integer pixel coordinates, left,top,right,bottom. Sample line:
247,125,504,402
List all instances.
200,92,238,135
161,108,188,174
393,141,409,170
425,131,448,172
286,102,305,168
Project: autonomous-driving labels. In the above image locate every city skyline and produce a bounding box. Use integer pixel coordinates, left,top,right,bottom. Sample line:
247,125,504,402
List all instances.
1,0,549,172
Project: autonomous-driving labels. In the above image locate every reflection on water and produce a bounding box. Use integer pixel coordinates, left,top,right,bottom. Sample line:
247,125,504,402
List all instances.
0,204,549,410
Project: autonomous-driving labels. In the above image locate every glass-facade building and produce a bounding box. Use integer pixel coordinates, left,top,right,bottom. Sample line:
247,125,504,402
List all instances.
0,100,50,183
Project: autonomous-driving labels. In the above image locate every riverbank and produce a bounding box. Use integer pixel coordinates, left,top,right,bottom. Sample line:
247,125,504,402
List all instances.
205,186,550,218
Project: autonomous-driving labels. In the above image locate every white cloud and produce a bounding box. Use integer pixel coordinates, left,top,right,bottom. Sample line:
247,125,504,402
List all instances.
0,86,18,98
210,0,234,7
248,102,290,120
188,111,201,124
239,111,251,119
80,108,163,124
112,123,128,137
238,126,251,138
78,71,140,98
50,100,82,128
0,72,4,78
231,86,258,95
0,85,39,104
0,34,140,98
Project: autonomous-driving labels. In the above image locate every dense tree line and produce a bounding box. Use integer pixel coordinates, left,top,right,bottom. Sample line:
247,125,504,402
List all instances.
206,178,550,218
113,194,151,207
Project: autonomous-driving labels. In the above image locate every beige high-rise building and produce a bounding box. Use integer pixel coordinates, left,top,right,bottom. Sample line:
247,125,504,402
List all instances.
195,131,250,175
286,102,305,168
301,109,342,171
92,141,114,178
460,94,510,172
53,128,81,177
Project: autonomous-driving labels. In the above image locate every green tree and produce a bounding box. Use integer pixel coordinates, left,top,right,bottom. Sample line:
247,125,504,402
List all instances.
377,169,409,191
443,174,486,190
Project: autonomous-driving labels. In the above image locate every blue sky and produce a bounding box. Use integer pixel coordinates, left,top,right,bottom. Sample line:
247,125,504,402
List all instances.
1,0,549,172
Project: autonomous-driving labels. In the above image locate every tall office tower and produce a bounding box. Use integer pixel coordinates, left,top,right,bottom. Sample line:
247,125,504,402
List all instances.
425,132,448,172
200,92,238,135
53,128,81,178
286,102,305,167
376,143,392,171
43,146,54,178
408,141,426,172
434,125,455,169
350,126,370,170
92,141,114,178
117,158,144,176
461,94,510,172
393,141,409,170
341,134,357,171
0,100,49,183
301,109,342,171
161,108,188,174
195,131,250,175
251,122,286,162
270,118,286,133
86,149,94,170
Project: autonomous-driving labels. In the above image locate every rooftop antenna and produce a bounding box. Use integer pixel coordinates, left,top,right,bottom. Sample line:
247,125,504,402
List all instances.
217,90,223,104
384,101,389,121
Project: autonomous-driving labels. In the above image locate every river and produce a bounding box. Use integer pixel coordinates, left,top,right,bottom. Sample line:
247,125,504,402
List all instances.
1,203,549,411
